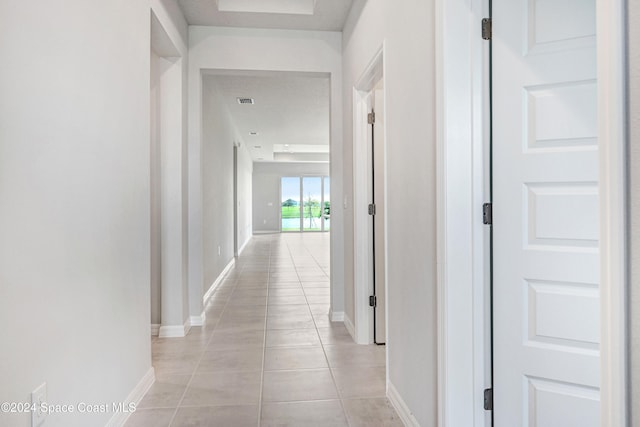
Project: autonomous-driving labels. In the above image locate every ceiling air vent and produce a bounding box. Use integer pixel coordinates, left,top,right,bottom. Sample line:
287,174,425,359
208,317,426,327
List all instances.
237,97,255,105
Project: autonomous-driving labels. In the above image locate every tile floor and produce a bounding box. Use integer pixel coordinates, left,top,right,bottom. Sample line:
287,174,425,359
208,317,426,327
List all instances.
126,233,402,427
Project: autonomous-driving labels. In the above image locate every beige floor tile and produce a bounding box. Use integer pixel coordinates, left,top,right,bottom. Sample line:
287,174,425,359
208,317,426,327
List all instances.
235,281,269,289
124,408,175,427
323,344,386,368
342,398,404,427
172,405,259,427
201,314,223,328
267,304,311,317
332,366,386,399
208,329,265,351
218,310,266,322
215,317,266,332
226,295,268,306
267,313,315,330
269,273,300,281
317,326,356,345
232,288,269,297
262,369,338,402
264,346,328,370
138,234,401,425
298,275,329,282
151,340,205,358
268,287,305,296
301,281,330,288
137,374,191,409
265,329,321,347
308,304,330,315
306,295,331,304
181,371,262,406
269,270,300,275
268,281,302,288
261,400,348,427
196,348,263,374
152,352,200,376
268,295,308,305
311,313,332,328
303,287,330,296
238,272,269,279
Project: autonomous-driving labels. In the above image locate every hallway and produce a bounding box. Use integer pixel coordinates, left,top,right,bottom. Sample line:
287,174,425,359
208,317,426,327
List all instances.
127,233,401,426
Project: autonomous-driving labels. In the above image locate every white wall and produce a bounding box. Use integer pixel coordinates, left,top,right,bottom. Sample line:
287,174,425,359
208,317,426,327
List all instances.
629,0,640,421
0,1,152,426
202,79,240,295
237,144,254,253
343,1,437,425
188,26,344,316
252,162,330,233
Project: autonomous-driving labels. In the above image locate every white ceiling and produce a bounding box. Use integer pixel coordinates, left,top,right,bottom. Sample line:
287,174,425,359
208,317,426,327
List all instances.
204,72,330,162
177,0,353,31
182,1,342,163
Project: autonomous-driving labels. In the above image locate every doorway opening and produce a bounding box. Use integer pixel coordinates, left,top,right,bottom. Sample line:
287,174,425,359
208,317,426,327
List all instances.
150,10,188,338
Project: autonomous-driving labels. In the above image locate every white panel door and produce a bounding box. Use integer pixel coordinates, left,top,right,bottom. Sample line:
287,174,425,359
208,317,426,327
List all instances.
492,0,599,425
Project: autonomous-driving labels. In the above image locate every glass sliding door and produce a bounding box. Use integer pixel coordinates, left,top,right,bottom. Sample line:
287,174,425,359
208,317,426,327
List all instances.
280,176,330,232
281,177,301,232
302,177,322,231
323,176,330,231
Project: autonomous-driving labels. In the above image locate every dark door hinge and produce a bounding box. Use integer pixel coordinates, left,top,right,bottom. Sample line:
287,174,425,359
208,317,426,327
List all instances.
368,203,376,216
483,202,492,225
367,111,375,125
484,388,493,410
369,295,377,307
482,18,492,40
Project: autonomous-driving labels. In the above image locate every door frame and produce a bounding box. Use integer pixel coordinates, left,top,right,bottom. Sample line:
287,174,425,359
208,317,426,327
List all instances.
435,0,628,426
352,45,386,346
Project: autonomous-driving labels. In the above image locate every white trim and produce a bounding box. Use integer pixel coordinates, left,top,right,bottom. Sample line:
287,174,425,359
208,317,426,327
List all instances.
203,257,236,304
436,0,491,426
597,0,628,424
158,318,191,338
352,45,384,346
150,324,160,337
387,381,419,427
435,1,446,424
253,230,280,235
237,236,250,256
344,314,356,341
189,311,206,327
329,310,344,322
105,367,155,427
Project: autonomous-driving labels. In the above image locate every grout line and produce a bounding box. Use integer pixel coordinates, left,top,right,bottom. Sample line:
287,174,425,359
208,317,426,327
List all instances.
141,235,343,427
164,248,242,427
283,233,351,426
256,235,273,426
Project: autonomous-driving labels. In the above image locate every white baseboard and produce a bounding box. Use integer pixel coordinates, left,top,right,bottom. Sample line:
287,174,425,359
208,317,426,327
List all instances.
189,311,206,327
344,314,356,341
238,237,250,256
329,310,344,322
106,367,155,427
388,381,420,427
203,258,236,304
253,230,280,234
158,318,191,338
150,324,160,337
